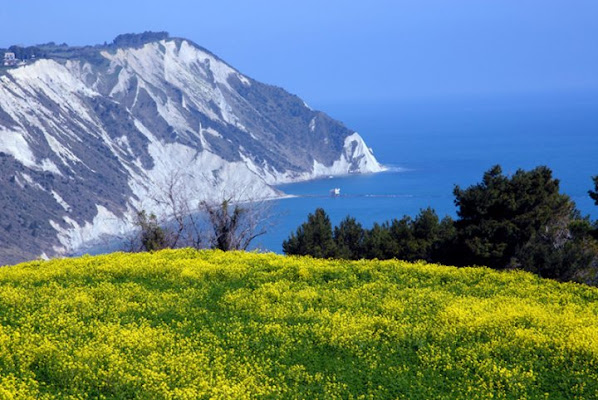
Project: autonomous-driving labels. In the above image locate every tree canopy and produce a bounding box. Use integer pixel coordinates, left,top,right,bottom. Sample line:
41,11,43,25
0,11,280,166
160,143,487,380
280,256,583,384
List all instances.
282,208,337,258
590,176,598,206
453,165,575,270
283,166,598,285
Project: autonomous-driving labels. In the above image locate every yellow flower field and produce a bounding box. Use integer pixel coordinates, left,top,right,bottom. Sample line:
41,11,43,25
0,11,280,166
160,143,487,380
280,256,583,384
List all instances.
0,249,597,399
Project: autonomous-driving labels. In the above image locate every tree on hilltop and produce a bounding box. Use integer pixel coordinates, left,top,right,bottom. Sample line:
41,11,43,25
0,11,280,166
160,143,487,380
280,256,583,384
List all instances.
201,198,270,251
282,166,598,285
135,211,169,252
128,171,273,253
283,208,336,258
334,216,366,260
453,165,577,270
590,176,598,206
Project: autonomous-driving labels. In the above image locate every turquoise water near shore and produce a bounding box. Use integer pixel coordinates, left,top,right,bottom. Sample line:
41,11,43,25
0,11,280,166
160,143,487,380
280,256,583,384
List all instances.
255,91,598,253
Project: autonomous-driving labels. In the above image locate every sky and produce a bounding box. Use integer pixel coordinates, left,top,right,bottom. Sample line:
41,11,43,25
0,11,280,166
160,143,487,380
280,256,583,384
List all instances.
1,0,597,106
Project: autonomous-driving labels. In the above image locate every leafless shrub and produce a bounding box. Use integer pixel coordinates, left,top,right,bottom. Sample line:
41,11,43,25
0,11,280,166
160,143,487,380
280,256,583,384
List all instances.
126,171,276,252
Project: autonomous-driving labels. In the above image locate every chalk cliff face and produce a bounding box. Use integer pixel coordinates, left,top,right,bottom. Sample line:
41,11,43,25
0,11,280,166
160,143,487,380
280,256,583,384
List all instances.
0,33,384,264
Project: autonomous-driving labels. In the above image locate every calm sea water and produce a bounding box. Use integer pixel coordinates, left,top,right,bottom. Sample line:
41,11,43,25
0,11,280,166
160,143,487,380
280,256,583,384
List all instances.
253,91,598,253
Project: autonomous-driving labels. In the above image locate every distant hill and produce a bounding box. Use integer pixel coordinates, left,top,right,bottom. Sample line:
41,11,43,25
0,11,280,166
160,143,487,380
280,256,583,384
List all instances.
0,32,384,264
0,249,597,398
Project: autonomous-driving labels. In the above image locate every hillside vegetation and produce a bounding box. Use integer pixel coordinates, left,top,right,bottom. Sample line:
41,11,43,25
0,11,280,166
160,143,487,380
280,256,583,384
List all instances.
0,250,597,399
285,166,598,286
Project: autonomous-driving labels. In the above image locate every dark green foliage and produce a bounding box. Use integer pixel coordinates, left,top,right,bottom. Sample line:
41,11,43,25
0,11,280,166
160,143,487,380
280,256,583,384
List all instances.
452,166,597,282
590,177,598,240
7,45,42,60
283,166,598,286
286,208,456,263
590,176,598,206
112,32,170,48
363,222,397,260
361,209,456,262
453,165,575,269
396,208,454,262
433,216,459,263
282,208,337,258
518,231,597,284
136,211,169,252
334,216,365,260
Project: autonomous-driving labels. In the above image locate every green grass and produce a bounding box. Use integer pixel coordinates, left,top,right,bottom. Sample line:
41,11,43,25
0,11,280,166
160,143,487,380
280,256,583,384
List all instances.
0,249,597,399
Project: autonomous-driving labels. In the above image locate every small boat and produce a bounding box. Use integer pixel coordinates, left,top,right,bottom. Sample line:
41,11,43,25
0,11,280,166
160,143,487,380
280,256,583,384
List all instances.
330,188,341,197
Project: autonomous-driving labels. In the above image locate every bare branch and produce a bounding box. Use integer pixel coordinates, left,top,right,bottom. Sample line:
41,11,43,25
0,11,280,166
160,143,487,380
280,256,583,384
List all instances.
125,169,277,253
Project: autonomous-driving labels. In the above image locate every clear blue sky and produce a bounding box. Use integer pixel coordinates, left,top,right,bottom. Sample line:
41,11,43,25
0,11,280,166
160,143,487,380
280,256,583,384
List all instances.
1,0,596,105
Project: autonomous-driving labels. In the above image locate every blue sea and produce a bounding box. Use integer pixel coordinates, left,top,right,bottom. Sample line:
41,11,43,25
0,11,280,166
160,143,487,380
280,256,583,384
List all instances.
254,91,598,253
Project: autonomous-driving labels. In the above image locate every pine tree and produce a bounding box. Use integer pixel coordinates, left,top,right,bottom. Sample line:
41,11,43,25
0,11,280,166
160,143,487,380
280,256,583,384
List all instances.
282,208,337,258
453,165,576,269
363,222,397,260
334,216,365,260
590,176,598,206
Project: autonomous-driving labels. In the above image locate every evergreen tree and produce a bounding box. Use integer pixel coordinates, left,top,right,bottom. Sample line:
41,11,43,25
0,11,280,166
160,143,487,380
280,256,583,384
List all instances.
517,218,598,282
590,176,598,206
453,165,576,269
282,208,337,258
334,216,365,260
407,208,441,261
433,216,458,264
386,208,455,262
281,167,598,286
388,216,414,258
363,222,397,260
584,176,598,241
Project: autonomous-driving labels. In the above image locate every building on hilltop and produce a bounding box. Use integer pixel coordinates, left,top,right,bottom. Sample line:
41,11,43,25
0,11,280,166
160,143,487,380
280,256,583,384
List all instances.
3,52,18,67
3,52,27,67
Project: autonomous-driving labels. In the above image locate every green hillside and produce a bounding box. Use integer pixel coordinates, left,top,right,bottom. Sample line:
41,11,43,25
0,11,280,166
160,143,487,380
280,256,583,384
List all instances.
0,250,597,399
